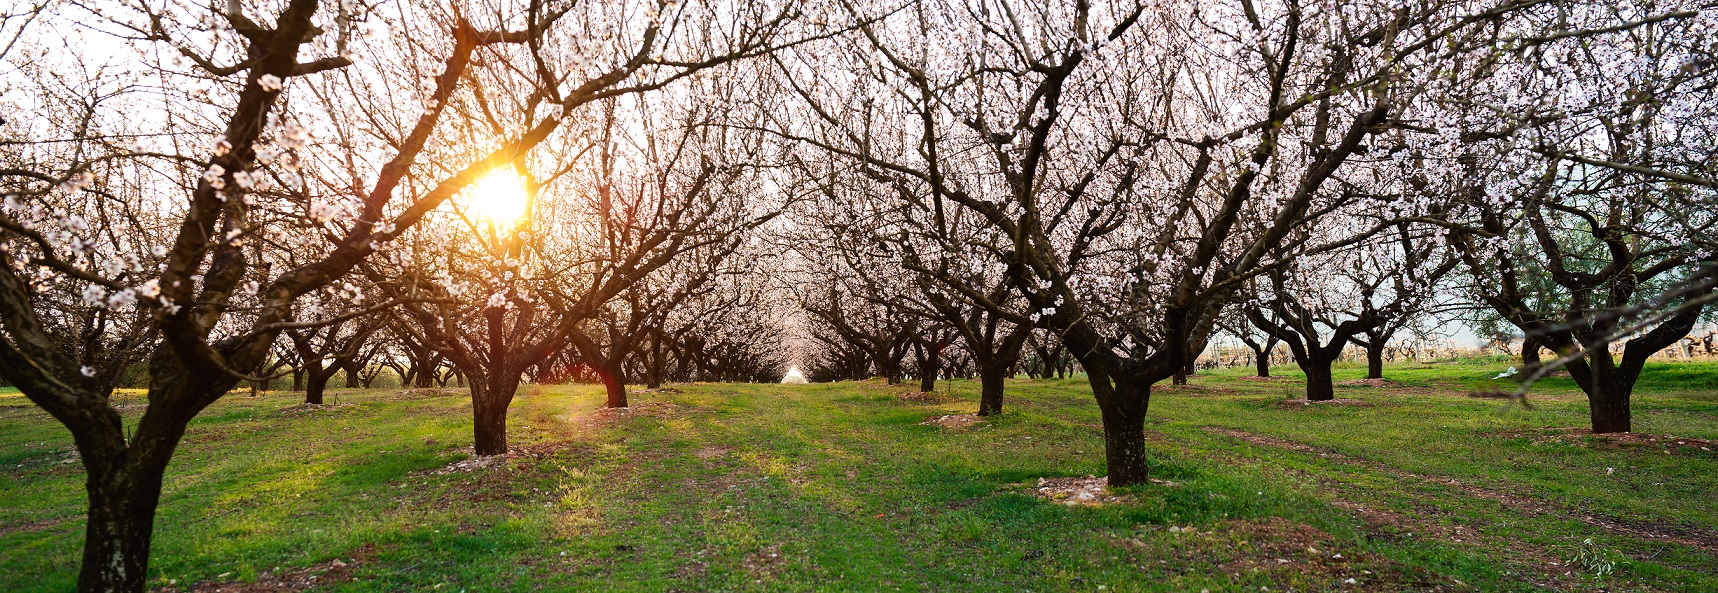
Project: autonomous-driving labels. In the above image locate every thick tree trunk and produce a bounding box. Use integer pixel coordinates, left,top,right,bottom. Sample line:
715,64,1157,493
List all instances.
1302,358,1335,401
1253,349,1270,377
602,364,628,408
471,378,518,456
976,366,1006,416
77,457,164,592
1096,380,1151,486
918,355,938,393
303,370,330,405
1366,341,1385,379
1588,383,1632,433
291,369,304,392
343,363,361,388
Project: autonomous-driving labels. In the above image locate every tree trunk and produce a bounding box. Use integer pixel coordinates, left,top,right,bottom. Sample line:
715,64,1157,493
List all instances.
1366,341,1385,379
471,378,518,456
343,363,361,388
1302,358,1335,401
646,334,663,389
918,355,938,393
304,369,329,405
1588,383,1632,433
602,363,628,408
291,369,304,392
976,365,1006,416
1097,381,1151,486
1521,335,1543,374
1254,349,1270,377
77,457,164,592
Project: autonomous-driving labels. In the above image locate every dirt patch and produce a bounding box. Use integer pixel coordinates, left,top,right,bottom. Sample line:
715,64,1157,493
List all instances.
897,390,952,403
1033,475,1126,505
1111,517,1440,589
576,402,684,427
158,544,376,592
421,442,572,475
278,403,356,417
1336,378,1402,388
695,445,730,460
1204,426,1333,455
742,544,786,577
0,516,69,537
1274,398,1374,408
1157,383,1238,395
920,413,985,430
1231,375,1286,382
1029,475,1178,506
1496,426,1718,455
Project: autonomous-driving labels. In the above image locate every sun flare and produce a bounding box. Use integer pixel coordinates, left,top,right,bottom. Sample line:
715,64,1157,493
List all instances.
468,168,530,227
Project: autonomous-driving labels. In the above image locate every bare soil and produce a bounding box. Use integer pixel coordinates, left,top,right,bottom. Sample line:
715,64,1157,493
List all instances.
920,413,985,430
1274,398,1374,408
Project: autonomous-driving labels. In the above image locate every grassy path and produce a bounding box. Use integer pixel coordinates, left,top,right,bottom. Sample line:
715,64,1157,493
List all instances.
2,361,1716,591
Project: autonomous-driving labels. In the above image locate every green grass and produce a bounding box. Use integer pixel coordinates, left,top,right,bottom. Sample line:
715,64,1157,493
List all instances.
2,360,1715,591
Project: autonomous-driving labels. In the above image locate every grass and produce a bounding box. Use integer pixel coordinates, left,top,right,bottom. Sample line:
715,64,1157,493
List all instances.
1,359,1715,591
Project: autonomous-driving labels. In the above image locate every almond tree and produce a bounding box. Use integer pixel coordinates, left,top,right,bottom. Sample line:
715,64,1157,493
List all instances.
0,0,735,587
390,81,788,452
771,0,1528,484
1246,223,1457,399
1429,2,1718,432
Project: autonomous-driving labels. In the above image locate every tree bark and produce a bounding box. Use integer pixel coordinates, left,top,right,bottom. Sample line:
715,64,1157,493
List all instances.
77,455,165,592
1254,351,1271,377
1097,381,1151,486
976,366,1006,416
1365,341,1385,379
1302,358,1335,401
1521,335,1543,375
918,355,938,393
602,363,628,408
646,333,663,389
470,378,518,456
291,368,304,392
302,364,334,405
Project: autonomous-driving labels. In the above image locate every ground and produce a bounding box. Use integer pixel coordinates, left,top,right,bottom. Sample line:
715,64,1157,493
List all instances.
2,359,1716,592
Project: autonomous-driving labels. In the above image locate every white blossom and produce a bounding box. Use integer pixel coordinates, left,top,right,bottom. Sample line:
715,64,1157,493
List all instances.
81,284,107,307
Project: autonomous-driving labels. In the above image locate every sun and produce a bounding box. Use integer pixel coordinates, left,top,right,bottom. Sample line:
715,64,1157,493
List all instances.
468,168,531,227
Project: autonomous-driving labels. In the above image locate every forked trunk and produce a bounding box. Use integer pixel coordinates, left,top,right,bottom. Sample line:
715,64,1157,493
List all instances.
1302,359,1335,401
343,364,361,388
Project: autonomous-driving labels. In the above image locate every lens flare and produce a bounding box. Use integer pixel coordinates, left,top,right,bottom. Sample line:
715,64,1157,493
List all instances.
469,168,530,227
